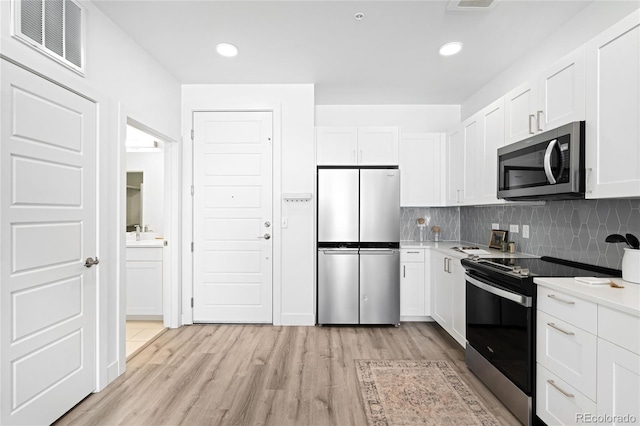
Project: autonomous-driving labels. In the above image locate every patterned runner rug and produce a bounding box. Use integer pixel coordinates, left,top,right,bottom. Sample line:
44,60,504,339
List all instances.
356,360,501,426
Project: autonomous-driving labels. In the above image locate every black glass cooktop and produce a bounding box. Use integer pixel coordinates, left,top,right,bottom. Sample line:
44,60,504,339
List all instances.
461,256,621,296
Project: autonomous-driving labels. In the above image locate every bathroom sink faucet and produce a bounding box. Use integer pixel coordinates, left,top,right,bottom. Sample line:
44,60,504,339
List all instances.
135,225,141,241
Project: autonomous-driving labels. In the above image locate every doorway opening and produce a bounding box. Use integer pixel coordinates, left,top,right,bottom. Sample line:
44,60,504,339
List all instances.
122,118,179,358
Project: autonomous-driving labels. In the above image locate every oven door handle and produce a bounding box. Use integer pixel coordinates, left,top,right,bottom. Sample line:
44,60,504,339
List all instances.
466,274,532,307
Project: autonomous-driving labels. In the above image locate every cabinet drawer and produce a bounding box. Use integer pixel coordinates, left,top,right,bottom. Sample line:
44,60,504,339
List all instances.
536,364,596,426
598,305,640,355
126,247,163,262
537,286,597,333
400,249,424,262
537,311,597,400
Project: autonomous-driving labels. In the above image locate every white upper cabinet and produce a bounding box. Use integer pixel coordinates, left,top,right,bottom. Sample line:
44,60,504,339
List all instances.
357,127,399,165
316,126,399,165
505,45,586,145
446,126,464,205
538,45,586,132
399,133,445,206
459,98,506,206
315,126,358,165
585,10,640,199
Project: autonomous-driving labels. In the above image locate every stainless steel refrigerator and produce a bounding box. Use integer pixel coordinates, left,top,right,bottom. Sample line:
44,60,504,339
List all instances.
317,167,400,325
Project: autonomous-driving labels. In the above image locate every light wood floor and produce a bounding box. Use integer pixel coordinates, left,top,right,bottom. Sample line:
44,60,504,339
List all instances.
56,322,520,426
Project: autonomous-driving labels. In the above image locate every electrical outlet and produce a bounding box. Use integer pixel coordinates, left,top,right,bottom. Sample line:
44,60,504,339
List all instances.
523,225,529,238
510,224,519,233
491,223,499,230
281,217,288,228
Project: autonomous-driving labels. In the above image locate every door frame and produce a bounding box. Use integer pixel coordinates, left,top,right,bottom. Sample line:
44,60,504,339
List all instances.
118,114,181,340
181,105,282,326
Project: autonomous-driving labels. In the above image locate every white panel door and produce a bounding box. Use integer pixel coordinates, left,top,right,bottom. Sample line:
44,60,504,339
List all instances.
446,126,464,205
462,117,482,204
0,61,97,425
399,133,445,206
193,111,273,323
357,126,399,165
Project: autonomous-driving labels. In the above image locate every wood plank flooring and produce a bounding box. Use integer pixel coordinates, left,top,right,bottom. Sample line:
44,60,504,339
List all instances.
55,322,520,426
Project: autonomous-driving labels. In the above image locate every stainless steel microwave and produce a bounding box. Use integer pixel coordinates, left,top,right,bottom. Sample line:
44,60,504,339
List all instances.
497,121,585,200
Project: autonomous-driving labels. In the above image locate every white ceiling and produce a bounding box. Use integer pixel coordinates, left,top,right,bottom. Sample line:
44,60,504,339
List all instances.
94,0,597,105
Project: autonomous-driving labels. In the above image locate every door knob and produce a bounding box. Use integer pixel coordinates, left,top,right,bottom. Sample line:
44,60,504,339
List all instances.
84,257,100,268
258,234,271,240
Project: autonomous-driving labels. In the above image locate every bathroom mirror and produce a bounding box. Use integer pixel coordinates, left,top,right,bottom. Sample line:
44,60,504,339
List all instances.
126,171,143,232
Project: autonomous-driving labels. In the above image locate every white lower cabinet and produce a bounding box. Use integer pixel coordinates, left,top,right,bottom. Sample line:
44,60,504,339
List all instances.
400,249,430,319
126,247,163,316
430,250,465,347
536,285,640,425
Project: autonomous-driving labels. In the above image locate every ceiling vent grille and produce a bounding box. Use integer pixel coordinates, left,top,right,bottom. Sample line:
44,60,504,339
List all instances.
13,0,85,74
447,0,497,11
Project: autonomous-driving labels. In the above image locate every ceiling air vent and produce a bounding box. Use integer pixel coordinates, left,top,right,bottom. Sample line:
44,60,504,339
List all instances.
447,0,497,11
13,0,85,74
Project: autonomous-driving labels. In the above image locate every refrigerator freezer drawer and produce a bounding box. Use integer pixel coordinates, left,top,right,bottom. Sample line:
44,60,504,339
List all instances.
317,249,359,324
359,249,400,324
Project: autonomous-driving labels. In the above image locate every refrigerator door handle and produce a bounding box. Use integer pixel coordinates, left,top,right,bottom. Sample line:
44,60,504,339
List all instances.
359,249,397,255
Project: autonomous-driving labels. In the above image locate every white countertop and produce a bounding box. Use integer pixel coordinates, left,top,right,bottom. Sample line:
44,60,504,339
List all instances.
534,277,640,317
400,240,538,260
126,239,164,248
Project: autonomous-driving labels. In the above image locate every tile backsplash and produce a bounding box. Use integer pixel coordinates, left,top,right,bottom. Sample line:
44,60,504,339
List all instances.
401,207,460,242
460,199,640,270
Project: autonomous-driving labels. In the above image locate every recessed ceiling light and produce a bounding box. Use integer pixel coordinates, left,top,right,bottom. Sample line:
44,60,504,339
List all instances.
216,43,238,57
354,12,364,21
439,42,463,56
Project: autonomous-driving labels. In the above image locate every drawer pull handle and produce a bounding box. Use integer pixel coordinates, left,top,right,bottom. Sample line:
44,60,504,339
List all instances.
547,380,575,398
547,322,575,336
406,251,420,253
547,294,575,305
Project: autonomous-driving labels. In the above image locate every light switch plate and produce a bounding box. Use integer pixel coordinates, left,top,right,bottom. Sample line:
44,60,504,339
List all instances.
492,223,499,230
510,224,519,233
523,225,529,238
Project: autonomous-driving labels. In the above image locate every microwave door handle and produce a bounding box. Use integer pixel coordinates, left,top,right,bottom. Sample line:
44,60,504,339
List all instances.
543,139,558,184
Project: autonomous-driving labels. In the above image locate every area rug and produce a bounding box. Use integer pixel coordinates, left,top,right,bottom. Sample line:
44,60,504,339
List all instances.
355,360,501,426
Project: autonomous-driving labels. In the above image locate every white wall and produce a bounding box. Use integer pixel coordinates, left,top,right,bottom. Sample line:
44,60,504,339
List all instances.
461,1,640,120
127,151,165,235
0,0,181,389
182,84,315,326
315,105,460,132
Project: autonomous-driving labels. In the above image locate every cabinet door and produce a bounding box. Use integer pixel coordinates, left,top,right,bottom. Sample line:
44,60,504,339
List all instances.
450,258,466,348
431,252,452,330
446,126,464,205
400,261,425,317
399,133,445,206
480,98,505,204
585,11,640,198
316,126,358,165
462,116,483,204
505,81,537,145
538,45,586,132
357,126,399,165
597,339,640,424
127,261,163,316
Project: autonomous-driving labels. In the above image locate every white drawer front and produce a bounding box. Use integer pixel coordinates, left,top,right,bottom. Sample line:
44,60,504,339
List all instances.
400,249,424,262
537,286,597,334
536,364,596,426
537,311,597,400
598,305,640,355
126,247,163,262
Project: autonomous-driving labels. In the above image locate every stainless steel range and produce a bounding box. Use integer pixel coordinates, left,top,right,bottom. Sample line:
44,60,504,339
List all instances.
461,256,621,425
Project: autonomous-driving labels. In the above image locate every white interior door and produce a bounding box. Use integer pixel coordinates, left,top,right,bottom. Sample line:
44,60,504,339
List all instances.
193,111,273,323
0,61,97,425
